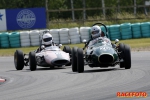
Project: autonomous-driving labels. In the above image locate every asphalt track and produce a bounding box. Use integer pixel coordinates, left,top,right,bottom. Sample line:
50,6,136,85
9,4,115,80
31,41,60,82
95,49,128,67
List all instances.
0,51,150,100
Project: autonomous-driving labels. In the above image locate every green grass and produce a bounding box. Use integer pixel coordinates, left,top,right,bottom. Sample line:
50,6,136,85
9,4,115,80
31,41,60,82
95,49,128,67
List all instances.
1,38,150,56
49,12,150,29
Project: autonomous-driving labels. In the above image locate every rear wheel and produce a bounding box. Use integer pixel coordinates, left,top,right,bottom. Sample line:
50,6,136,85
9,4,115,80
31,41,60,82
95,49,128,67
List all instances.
14,50,24,70
29,52,37,71
72,47,78,72
63,46,71,54
77,48,84,73
63,46,71,66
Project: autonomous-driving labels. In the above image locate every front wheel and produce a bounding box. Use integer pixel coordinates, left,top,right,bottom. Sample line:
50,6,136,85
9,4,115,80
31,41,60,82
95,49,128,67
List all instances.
72,47,78,72
124,45,131,69
29,51,37,71
77,48,84,73
118,43,131,69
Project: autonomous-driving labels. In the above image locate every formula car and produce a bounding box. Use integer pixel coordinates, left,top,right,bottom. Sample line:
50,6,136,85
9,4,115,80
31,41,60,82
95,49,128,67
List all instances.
14,33,71,71
72,23,131,73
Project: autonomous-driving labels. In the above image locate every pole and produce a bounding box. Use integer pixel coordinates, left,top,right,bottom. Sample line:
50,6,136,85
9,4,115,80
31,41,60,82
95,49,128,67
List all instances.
45,0,49,28
101,0,105,18
71,0,75,21
134,0,136,15
83,0,86,21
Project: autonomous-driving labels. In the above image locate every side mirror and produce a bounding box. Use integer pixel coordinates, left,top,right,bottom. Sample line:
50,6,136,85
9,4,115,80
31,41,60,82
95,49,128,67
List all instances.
115,39,119,44
41,45,45,50
82,39,87,44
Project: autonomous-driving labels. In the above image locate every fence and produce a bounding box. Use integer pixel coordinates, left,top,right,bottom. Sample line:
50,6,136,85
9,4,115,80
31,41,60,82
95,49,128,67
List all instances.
47,4,150,28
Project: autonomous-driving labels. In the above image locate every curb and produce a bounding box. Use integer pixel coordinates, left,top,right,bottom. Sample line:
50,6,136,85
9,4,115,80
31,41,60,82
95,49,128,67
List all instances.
0,78,6,82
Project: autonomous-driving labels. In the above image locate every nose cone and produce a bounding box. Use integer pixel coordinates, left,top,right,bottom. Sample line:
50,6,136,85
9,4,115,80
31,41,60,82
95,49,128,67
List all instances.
44,51,70,66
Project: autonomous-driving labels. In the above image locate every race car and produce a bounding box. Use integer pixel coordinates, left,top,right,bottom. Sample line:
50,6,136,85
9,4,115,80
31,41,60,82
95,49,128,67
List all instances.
14,33,71,71
72,22,131,73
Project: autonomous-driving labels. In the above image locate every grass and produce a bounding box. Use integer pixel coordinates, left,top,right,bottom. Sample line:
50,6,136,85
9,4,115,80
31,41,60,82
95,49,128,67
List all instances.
49,12,150,29
1,38,150,56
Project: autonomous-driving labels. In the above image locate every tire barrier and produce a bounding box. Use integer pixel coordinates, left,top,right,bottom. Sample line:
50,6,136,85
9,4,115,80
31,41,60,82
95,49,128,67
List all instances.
59,28,70,44
20,31,31,47
50,29,60,44
109,25,121,41
1,22,150,48
29,30,40,46
80,27,91,42
9,32,21,48
140,22,150,37
100,25,110,38
131,23,142,38
69,27,81,44
120,23,132,40
0,32,9,48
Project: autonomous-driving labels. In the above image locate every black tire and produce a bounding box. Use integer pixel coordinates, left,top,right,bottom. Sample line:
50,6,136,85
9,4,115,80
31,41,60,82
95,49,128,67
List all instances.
63,46,71,54
118,43,125,68
29,51,37,71
77,48,84,73
72,47,78,72
63,46,72,66
14,50,24,70
124,44,131,69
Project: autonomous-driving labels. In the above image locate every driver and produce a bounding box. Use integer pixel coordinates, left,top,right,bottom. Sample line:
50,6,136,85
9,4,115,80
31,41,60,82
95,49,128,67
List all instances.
42,32,54,47
88,25,111,46
36,31,55,53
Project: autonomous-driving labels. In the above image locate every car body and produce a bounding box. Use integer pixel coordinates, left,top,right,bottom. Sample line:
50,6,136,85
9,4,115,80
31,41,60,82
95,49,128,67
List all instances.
14,31,71,71
71,23,131,73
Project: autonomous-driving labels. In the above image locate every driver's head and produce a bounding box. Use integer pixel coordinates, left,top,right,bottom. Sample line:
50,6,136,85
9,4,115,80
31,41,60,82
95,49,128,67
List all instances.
42,31,53,46
91,25,102,39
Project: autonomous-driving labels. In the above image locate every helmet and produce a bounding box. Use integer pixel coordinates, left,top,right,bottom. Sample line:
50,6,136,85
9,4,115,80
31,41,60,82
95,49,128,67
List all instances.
42,32,53,46
91,25,102,39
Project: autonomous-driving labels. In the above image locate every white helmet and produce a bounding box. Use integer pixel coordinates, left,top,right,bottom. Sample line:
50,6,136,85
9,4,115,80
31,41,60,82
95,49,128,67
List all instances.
91,25,102,39
42,32,53,46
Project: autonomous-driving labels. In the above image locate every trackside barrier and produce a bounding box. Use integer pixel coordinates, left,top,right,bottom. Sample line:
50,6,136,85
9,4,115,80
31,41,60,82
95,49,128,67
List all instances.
0,32,9,48
120,23,132,40
109,24,121,41
9,32,21,48
0,22,150,48
20,31,31,47
50,29,60,44
131,23,142,38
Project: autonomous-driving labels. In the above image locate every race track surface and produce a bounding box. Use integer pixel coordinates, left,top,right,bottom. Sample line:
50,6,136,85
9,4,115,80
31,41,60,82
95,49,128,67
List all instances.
0,51,150,100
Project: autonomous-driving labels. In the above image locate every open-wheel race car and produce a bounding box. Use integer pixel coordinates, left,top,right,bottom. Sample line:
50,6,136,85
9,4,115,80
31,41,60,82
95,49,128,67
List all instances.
72,23,131,73
14,31,71,71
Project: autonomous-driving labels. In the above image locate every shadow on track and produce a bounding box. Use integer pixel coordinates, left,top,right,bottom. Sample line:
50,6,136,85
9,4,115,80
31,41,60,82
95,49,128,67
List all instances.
7,66,67,72
64,68,121,74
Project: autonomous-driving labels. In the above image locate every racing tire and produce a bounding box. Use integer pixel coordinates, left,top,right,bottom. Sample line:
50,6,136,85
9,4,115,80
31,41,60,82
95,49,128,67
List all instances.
124,44,131,69
14,50,24,70
118,43,125,68
63,46,72,66
77,48,84,73
72,47,78,72
29,51,37,71
63,46,71,54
